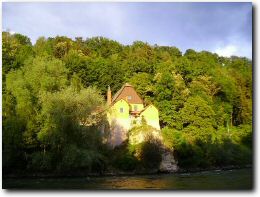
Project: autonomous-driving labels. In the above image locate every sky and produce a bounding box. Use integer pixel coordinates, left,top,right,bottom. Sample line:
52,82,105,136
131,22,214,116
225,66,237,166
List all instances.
2,2,252,59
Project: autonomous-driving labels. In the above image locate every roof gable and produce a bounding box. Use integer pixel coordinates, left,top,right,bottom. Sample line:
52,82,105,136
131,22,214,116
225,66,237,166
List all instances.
113,98,130,106
112,83,143,104
140,104,158,114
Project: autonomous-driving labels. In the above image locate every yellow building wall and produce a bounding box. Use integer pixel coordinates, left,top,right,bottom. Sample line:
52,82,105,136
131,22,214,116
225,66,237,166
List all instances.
109,99,130,119
140,105,160,130
107,101,160,147
129,104,144,112
107,99,131,147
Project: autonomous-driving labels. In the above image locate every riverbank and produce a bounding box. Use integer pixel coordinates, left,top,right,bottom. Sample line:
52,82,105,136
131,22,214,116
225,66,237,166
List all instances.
3,164,252,179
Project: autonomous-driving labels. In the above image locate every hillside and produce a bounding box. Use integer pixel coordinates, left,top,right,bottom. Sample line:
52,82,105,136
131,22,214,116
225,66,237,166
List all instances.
2,32,252,175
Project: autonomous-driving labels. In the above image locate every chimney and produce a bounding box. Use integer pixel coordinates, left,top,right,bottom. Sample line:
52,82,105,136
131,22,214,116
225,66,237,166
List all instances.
107,85,112,105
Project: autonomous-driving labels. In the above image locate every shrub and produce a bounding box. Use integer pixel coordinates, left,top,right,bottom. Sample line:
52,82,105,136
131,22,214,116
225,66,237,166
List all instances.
112,142,139,171
139,137,162,169
29,151,53,171
115,154,139,171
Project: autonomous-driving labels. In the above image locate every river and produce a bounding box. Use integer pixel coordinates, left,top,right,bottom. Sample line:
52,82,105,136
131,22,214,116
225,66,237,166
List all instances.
3,168,252,190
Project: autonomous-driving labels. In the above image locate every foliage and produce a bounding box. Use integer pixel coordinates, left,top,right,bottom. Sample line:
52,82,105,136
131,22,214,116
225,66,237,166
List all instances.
138,137,162,169
2,31,252,175
112,142,139,171
29,152,53,172
161,126,252,169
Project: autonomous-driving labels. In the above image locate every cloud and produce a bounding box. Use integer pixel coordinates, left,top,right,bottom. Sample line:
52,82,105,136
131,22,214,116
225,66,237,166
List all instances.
2,3,128,43
214,45,238,57
2,2,252,58
213,33,252,59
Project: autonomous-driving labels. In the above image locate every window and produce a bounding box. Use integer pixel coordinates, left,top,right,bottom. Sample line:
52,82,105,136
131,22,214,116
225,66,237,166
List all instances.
120,108,124,113
134,105,138,111
127,96,132,100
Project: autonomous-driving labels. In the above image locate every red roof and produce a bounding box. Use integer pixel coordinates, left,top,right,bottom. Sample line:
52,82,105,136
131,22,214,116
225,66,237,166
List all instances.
112,83,143,104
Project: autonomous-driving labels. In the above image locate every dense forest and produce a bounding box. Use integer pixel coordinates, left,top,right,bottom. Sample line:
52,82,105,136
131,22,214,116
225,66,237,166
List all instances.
2,32,252,176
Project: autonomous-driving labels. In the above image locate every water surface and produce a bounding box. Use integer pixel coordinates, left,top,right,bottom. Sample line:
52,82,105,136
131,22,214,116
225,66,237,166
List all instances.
3,168,253,190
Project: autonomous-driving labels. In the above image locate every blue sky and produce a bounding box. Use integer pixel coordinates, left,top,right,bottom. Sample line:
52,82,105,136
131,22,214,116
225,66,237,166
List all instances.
2,2,252,58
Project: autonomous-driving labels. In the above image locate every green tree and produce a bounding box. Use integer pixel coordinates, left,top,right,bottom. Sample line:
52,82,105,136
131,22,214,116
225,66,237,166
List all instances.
179,96,216,142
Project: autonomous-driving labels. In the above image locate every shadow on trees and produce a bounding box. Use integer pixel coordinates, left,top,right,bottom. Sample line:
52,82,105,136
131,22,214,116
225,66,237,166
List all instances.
174,134,252,170
111,137,162,172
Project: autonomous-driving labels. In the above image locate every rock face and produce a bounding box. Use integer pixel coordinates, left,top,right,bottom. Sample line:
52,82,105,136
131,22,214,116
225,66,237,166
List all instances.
128,125,179,172
159,150,178,172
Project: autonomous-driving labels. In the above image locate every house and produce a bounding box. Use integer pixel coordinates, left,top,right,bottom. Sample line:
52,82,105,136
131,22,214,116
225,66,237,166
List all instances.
106,83,160,146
